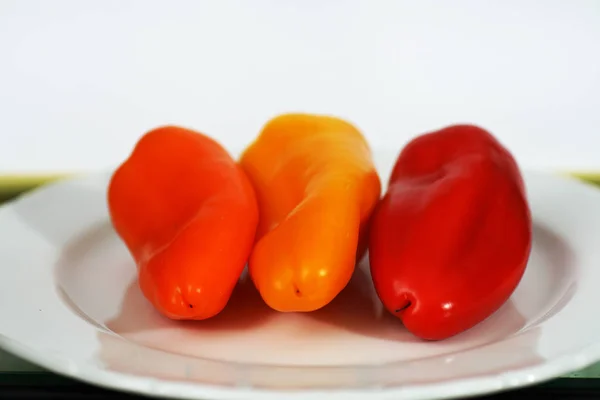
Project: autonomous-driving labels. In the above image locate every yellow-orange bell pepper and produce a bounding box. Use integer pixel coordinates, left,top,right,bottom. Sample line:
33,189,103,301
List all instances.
239,113,381,312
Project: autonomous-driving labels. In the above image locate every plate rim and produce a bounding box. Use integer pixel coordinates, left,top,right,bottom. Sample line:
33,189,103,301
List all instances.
1,330,599,400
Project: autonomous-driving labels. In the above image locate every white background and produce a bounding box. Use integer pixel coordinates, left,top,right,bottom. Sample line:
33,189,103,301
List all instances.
1,0,599,174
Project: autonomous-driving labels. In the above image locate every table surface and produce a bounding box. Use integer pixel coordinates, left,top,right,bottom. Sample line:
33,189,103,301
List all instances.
2,173,600,396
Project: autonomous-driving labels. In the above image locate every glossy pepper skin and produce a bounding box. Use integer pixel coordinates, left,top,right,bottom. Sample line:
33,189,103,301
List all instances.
239,114,381,312
107,126,259,320
369,125,532,341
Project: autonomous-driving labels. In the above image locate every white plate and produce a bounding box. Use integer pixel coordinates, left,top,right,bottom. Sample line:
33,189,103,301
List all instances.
1,151,600,400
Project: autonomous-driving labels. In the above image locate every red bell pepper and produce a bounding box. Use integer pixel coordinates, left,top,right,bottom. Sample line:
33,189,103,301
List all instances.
369,124,532,341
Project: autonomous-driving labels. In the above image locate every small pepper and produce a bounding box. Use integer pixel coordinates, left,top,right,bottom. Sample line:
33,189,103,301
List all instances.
239,113,381,312
369,124,532,340
107,126,259,320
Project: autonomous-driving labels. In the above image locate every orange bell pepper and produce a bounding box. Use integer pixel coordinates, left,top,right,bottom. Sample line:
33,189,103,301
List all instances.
239,114,381,312
107,126,259,320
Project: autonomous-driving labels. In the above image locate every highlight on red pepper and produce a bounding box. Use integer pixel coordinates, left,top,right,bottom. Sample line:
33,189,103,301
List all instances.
368,124,532,341
107,126,259,320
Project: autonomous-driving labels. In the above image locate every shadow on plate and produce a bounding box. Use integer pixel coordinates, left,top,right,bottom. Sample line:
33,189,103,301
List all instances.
52,217,571,388
106,275,274,334
55,216,574,346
